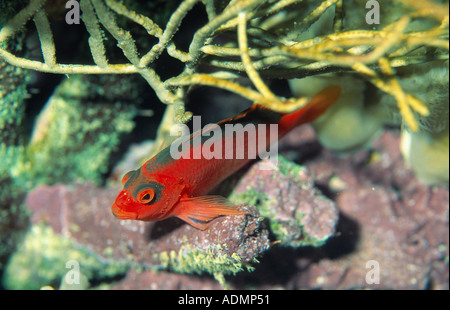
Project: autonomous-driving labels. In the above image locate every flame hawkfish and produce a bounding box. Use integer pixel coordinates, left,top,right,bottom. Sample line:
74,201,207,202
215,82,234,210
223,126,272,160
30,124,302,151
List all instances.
111,86,341,229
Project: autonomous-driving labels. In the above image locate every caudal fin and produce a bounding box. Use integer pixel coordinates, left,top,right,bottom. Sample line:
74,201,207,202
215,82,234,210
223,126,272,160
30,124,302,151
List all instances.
279,86,341,132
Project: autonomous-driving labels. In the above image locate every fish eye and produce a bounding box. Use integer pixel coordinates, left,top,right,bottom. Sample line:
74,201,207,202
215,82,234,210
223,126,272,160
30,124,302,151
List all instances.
137,188,155,204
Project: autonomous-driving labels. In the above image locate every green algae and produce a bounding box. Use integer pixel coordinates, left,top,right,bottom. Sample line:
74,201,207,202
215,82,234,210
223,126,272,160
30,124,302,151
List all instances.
0,45,139,288
2,224,127,290
0,34,30,193
23,75,137,185
153,242,257,288
276,156,310,184
156,243,248,276
0,0,33,278
0,184,28,276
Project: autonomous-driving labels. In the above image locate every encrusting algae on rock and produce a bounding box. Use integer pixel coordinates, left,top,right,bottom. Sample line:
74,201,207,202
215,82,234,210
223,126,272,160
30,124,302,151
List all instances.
3,223,127,290
156,244,250,286
14,154,337,288
0,0,34,278
230,157,338,248
156,244,261,288
15,183,269,288
26,74,137,185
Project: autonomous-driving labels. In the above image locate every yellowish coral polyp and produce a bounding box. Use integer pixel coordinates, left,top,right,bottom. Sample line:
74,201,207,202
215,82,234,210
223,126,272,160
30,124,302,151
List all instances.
289,76,384,152
401,125,449,185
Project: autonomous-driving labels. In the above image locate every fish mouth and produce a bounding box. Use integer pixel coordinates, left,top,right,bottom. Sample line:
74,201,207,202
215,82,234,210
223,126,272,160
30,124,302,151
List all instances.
111,205,139,220
111,190,139,220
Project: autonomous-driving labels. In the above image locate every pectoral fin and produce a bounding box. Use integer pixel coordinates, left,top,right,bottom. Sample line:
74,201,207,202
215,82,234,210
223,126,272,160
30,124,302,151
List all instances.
174,195,246,230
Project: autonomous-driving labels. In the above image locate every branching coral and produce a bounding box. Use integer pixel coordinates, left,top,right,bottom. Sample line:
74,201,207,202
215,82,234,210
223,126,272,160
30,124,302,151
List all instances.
1,0,448,144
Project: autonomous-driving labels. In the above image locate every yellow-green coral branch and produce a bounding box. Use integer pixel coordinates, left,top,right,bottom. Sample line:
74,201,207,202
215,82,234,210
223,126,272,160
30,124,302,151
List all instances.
188,0,264,67
139,0,200,67
0,0,46,43
80,0,108,68
33,8,56,67
106,0,191,64
333,0,344,32
207,55,290,72
166,73,308,113
352,60,429,132
91,0,140,66
265,0,305,16
397,0,449,21
107,0,189,63
0,0,447,138
238,12,277,101
106,0,163,38
280,16,411,66
378,58,429,130
215,0,262,32
0,48,137,74
279,0,338,42
166,74,271,104
202,0,217,20
92,0,181,105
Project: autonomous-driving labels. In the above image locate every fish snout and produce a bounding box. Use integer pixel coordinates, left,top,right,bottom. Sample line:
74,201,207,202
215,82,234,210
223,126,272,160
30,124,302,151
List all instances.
111,205,138,220
111,191,138,220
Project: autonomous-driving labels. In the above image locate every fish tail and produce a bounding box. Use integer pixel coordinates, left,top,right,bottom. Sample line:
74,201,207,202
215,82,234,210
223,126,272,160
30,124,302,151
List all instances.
279,86,341,132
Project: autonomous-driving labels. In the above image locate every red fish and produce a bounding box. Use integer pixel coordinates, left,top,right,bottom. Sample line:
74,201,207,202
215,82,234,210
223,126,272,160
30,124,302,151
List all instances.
111,86,341,229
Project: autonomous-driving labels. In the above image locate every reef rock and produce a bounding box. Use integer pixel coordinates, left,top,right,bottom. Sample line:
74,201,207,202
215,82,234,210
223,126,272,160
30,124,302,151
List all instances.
25,182,269,278
230,157,339,248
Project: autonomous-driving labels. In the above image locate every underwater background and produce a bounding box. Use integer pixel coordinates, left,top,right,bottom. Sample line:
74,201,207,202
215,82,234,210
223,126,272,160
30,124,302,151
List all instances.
0,0,448,289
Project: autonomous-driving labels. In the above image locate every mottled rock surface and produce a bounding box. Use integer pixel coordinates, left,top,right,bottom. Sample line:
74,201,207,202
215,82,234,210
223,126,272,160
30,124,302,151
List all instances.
231,157,338,247
111,269,222,290
16,126,449,289
294,130,449,289
26,183,269,277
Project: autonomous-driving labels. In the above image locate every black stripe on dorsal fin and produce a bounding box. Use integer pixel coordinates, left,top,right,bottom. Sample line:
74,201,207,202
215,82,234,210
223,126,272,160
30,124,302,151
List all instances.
217,103,284,128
